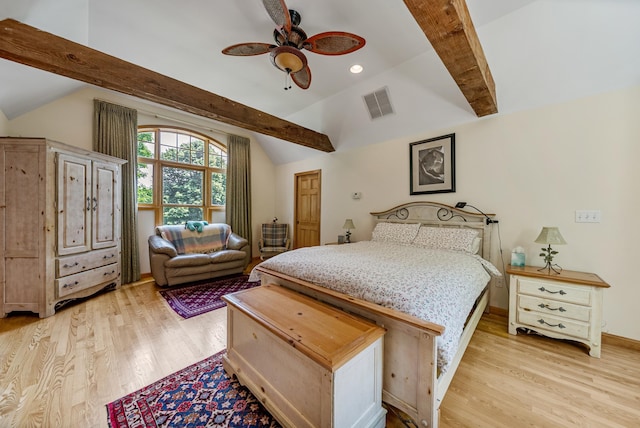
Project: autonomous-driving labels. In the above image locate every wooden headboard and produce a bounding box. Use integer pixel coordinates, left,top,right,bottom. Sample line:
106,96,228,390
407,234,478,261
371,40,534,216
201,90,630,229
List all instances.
370,201,496,260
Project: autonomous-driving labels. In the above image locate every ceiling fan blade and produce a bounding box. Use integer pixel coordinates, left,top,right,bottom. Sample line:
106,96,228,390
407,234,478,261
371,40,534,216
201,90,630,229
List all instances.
222,43,274,56
303,32,366,55
291,65,311,90
262,0,291,35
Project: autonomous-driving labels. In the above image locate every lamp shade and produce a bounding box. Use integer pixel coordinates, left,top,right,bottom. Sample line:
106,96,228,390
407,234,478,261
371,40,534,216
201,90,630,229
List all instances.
343,219,355,230
534,227,567,245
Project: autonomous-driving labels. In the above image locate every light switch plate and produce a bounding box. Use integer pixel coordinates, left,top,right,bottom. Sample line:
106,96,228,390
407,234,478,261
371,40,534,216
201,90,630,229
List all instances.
575,210,601,223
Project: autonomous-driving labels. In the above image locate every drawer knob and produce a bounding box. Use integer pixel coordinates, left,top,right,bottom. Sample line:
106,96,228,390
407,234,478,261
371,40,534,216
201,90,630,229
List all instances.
537,319,566,329
538,286,566,295
538,303,566,312
104,270,115,276
63,281,79,289
63,262,79,268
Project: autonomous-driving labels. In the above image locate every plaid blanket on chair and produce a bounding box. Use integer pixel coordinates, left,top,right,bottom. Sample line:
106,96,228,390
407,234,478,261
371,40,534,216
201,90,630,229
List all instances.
262,223,288,248
157,223,231,254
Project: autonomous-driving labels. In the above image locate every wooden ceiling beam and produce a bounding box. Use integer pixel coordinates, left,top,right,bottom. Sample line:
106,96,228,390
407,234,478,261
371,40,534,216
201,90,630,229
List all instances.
403,0,498,117
0,19,335,152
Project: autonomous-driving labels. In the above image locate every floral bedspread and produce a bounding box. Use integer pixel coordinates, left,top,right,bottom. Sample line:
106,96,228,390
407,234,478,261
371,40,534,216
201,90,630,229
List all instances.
249,241,500,373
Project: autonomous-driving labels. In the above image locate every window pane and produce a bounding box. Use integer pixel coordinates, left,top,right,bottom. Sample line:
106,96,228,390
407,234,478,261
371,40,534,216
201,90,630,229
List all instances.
138,132,155,158
162,167,203,204
160,131,178,161
137,162,154,204
191,138,205,166
211,172,226,205
209,143,227,169
162,207,204,225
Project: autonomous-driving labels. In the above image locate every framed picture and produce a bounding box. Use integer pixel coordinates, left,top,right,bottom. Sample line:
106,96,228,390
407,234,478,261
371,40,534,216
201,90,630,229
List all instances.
409,133,455,195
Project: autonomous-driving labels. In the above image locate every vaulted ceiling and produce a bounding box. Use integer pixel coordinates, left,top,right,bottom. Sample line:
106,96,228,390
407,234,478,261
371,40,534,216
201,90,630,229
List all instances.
1,0,639,163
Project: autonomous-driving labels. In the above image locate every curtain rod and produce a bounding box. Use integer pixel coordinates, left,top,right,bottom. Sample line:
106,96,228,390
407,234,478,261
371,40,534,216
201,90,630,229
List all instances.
94,98,233,136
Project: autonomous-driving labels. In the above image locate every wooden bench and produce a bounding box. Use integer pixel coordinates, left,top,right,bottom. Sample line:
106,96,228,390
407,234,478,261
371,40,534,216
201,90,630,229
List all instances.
222,283,387,428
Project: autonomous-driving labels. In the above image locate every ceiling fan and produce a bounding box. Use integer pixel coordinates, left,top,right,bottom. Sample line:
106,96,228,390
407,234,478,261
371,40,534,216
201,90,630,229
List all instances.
222,0,366,90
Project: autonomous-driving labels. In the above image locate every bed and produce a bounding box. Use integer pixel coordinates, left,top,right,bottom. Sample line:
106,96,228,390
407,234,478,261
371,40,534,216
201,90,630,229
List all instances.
249,201,500,428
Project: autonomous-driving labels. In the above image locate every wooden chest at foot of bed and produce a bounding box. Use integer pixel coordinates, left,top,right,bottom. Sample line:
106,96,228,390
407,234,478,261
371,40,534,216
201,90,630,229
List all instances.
222,283,387,428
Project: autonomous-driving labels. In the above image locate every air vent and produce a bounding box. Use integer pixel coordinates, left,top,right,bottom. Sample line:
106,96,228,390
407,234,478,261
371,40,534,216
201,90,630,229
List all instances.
363,87,394,120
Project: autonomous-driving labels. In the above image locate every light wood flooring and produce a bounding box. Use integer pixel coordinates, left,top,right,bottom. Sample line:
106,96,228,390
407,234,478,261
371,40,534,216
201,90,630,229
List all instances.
1,277,639,427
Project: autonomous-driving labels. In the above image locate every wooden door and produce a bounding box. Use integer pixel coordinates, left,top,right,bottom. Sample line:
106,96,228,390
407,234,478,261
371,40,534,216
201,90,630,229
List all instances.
92,161,119,250
57,153,92,255
294,170,321,248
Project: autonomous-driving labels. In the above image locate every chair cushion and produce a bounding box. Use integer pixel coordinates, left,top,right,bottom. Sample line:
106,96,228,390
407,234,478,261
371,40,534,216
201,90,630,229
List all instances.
209,250,247,263
164,253,211,268
260,246,288,252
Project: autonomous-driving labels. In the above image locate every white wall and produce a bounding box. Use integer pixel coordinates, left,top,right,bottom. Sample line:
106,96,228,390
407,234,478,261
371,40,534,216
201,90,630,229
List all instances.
0,109,8,135
7,86,278,270
274,85,640,342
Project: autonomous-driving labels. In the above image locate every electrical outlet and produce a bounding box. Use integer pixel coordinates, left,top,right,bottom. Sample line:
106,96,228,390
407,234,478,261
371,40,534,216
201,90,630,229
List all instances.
575,210,601,223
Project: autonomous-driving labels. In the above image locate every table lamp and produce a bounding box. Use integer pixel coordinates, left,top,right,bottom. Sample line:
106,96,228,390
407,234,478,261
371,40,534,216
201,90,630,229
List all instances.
534,227,567,274
343,219,355,243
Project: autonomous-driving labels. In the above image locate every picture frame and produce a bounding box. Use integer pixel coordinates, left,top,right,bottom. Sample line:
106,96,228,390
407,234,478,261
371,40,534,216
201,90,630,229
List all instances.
409,133,455,195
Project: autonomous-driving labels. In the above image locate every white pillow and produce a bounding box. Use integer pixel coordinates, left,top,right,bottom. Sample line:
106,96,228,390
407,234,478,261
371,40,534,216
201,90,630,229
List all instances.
371,222,421,244
470,236,482,255
412,226,480,253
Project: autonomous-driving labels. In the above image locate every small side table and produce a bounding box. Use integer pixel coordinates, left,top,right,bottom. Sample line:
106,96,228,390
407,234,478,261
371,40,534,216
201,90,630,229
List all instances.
507,265,610,357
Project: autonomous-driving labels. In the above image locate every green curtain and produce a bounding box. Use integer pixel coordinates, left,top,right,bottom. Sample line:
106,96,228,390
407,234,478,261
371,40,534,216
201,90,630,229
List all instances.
93,100,140,285
225,134,252,253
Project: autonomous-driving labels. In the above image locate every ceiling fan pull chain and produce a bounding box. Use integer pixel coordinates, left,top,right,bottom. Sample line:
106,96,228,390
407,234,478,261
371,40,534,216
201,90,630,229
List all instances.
284,71,292,90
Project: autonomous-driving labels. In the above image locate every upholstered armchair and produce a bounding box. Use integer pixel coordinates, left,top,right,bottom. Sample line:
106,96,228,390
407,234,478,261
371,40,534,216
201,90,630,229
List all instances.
258,223,291,260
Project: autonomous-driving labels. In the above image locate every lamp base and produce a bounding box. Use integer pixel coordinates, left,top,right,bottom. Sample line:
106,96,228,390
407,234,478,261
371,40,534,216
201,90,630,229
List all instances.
345,231,351,243
538,262,562,275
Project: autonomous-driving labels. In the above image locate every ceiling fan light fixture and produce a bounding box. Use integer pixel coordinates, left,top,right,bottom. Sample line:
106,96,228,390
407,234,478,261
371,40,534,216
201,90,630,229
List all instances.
270,45,306,73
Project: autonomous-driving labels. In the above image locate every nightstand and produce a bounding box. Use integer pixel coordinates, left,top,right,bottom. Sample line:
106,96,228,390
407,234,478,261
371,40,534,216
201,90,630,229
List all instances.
507,265,610,357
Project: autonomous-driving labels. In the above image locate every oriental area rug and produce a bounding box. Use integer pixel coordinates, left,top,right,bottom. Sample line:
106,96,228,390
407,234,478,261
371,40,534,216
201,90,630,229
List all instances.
159,275,258,319
106,350,281,428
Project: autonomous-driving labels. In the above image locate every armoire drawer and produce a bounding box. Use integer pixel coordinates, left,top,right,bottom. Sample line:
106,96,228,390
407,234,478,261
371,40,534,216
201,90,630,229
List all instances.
56,263,119,298
57,248,119,277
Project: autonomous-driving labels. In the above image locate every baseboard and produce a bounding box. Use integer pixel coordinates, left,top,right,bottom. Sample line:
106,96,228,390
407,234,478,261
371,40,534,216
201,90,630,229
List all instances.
602,332,640,351
140,272,153,279
489,306,508,317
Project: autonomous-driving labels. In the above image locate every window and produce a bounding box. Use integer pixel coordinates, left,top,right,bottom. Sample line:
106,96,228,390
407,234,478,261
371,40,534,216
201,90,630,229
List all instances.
137,127,227,225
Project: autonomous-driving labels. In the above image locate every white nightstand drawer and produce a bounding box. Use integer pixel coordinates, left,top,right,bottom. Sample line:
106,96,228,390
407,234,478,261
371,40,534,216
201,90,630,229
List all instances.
517,278,591,306
517,310,590,340
517,295,591,323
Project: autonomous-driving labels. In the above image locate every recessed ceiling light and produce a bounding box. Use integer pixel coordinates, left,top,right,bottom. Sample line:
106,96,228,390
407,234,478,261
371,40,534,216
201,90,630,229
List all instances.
350,64,363,74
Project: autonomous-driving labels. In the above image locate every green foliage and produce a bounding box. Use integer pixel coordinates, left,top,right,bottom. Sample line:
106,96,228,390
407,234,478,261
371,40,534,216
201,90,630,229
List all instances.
163,207,204,225
539,246,559,264
137,133,155,204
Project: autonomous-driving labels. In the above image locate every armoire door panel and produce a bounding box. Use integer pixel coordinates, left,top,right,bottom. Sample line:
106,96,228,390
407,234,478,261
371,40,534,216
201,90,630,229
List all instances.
92,161,118,249
57,154,92,255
